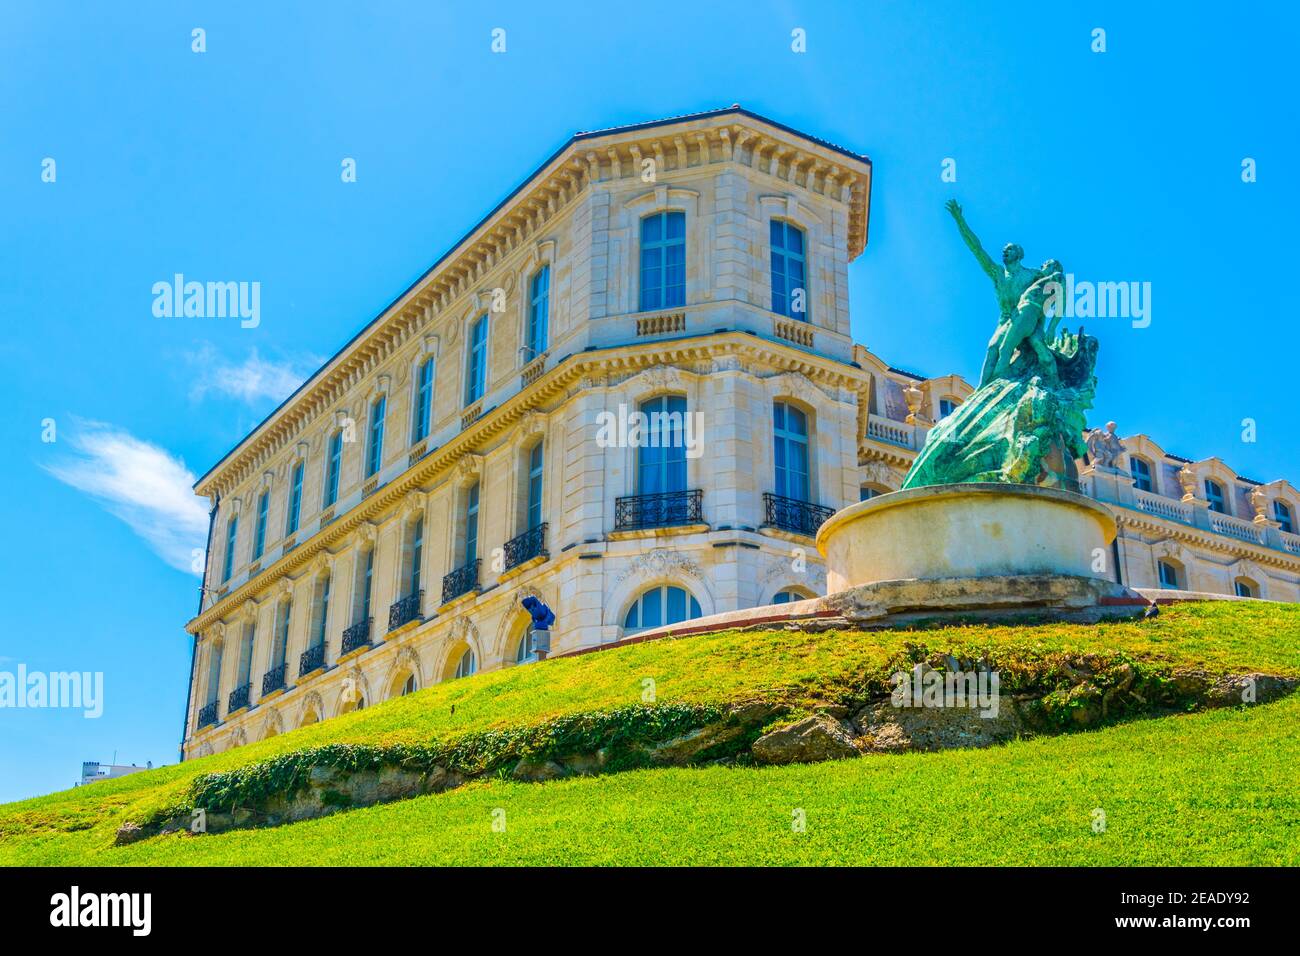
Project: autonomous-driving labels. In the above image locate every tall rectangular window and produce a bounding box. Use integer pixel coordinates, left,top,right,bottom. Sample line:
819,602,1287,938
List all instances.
273,601,291,667
252,490,269,560
361,550,374,621
221,515,238,584
528,266,550,358
465,314,488,405
770,220,808,320
237,623,254,687
409,519,423,596
1205,479,1226,514
286,461,304,534
636,395,688,494
314,575,330,647
367,395,386,478
1131,457,1152,492
412,357,434,442
773,402,811,501
324,430,342,507
465,482,480,565
639,211,686,311
1275,501,1294,534
527,442,544,530
206,641,223,705
1158,561,1179,589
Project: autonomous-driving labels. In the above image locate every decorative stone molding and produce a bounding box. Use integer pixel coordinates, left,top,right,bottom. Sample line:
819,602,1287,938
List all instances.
299,691,324,724
1152,538,1188,563
903,382,931,426
614,548,705,587
455,453,484,485
367,374,391,403
259,708,284,741
354,522,379,548
766,370,832,408
383,646,424,697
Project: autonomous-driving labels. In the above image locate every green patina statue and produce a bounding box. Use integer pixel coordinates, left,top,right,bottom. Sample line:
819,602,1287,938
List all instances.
901,201,1098,491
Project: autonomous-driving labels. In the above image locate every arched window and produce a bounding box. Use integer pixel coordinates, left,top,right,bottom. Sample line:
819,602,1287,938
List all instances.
639,211,686,310
1204,479,1227,514
515,628,538,664
323,429,343,507
412,356,434,443
770,220,808,320
637,395,688,495
366,394,386,478
624,585,701,633
772,589,811,605
1130,456,1153,493
1157,560,1181,590
1234,577,1257,598
401,674,416,695
453,648,477,679
860,484,887,502
773,402,811,502
527,266,550,358
465,314,489,405
1274,500,1294,534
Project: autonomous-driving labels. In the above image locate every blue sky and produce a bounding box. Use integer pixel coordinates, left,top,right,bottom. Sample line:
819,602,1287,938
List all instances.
1,1,1295,802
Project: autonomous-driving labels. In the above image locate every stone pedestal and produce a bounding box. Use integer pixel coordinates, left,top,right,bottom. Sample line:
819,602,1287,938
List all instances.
816,482,1121,599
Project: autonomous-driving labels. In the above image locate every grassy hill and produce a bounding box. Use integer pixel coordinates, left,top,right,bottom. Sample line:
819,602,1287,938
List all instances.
2,601,1298,866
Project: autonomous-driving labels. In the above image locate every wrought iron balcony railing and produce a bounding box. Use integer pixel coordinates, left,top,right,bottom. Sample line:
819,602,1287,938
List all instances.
227,682,250,713
614,489,703,531
298,642,326,678
763,492,836,538
503,523,548,571
196,700,219,729
342,617,373,655
442,560,480,605
388,591,423,631
261,662,287,696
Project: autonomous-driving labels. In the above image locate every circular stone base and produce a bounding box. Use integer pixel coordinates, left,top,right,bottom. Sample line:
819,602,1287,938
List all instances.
815,482,1118,594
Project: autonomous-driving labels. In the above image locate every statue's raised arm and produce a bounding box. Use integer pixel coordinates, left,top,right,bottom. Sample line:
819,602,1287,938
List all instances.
945,199,1000,284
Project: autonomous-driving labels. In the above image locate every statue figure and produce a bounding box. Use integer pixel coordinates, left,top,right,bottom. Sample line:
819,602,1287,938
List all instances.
901,203,1100,492
946,200,1047,387
1085,421,1125,469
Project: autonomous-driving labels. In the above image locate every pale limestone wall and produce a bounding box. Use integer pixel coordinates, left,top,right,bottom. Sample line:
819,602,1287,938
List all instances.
183,109,1300,760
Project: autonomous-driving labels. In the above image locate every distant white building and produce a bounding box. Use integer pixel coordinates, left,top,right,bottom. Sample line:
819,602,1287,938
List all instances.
80,761,151,787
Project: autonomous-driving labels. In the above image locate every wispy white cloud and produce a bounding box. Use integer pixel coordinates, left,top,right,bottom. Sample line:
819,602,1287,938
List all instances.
45,423,209,574
185,344,317,405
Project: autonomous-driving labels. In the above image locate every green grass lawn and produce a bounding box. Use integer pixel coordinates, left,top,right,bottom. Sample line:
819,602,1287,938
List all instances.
2,601,1297,866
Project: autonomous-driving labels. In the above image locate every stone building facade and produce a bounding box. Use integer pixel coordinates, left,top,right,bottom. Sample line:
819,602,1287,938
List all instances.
182,108,1299,758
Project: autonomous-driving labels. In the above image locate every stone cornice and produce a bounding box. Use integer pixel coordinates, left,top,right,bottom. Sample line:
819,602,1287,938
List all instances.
194,111,871,501
1114,507,1300,572
186,332,869,635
